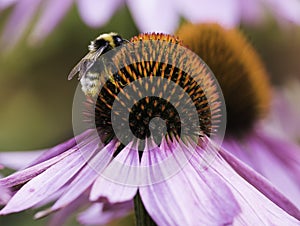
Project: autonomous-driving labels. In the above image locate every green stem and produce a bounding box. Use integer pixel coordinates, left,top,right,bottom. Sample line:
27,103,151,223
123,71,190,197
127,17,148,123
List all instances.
134,191,157,226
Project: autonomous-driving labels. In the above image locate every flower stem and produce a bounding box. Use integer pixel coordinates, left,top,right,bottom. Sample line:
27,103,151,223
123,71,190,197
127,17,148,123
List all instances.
134,191,157,226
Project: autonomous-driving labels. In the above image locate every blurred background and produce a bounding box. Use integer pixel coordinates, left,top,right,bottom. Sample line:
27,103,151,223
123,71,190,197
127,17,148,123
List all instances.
0,1,300,226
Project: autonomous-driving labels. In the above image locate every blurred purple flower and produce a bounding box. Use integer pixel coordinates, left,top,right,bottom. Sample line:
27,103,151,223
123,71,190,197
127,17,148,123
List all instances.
222,80,300,208
263,80,300,141
1,0,300,49
223,128,300,209
219,84,300,209
176,22,300,211
0,130,299,225
222,83,300,210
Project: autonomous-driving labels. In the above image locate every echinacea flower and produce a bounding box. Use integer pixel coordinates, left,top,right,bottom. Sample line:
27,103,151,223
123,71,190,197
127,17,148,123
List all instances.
176,23,300,208
0,33,300,226
1,0,300,49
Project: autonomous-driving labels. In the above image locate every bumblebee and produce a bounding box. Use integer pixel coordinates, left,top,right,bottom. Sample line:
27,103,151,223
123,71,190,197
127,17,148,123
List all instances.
68,32,128,96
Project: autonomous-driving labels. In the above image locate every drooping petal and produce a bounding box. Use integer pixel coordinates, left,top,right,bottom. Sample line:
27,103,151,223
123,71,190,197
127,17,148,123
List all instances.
0,146,78,188
126,0,179,33
139,139,240,226
29,0,73,44
76,0,123,28
78,201,133,225
90,142,139,203
0,137,99,214
258,131,300,187
223,130,300,209
181,138,300,224
0,131,97,189
0,131,92,172
251,131,300,207
175,0,241,28
1,0,42,49
247,141,300,207
49,140,116,212
33,185,68,210
218,145,300,222
29,129,94,166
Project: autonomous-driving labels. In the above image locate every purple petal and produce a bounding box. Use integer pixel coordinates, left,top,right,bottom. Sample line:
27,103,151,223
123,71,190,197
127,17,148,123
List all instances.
40,193,89,226
90,142,139,203
219,146,300,221
222,138,255,167
0,185,11,205
0,137,99,214
0,146,78,188
223,129,300,209
183,138,300,224
29,0,73,43
28,130,93,167
175,0,240,28
1,0,42,49
139,139,240,225
248,146,300,208
78,201,133,225
0,151,43,170
76,0,123,27
127,0,179,33
0,131,98,188
50,140,116,211
253,131,300,207
258,131,300,182
33,185,67,209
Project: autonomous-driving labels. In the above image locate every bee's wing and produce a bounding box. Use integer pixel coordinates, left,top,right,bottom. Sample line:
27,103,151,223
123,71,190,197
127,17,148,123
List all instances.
68,61,82,80
68,52,94,80
68,43,109,81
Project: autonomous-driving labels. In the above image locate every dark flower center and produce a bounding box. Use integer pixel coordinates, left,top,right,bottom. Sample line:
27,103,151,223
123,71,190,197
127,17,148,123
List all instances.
84,33,223,150
128,96,181,139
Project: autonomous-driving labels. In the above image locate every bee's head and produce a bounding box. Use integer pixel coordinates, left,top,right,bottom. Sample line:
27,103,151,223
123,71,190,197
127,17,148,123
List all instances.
111,33,129,46
88,32,128,52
